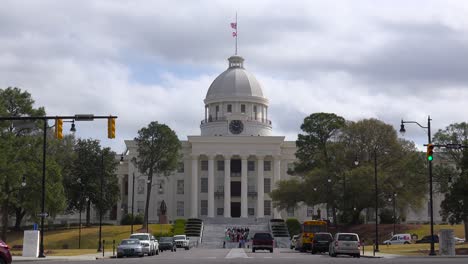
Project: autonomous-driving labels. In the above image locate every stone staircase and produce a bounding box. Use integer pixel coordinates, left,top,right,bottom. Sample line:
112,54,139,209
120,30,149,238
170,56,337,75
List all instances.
200,217,270,248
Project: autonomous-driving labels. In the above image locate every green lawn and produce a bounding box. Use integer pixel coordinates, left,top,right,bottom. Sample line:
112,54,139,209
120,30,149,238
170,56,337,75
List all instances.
6,224,173,250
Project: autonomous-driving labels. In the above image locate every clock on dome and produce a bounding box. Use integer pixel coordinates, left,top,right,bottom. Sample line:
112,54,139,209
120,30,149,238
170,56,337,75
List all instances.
229,120,244,134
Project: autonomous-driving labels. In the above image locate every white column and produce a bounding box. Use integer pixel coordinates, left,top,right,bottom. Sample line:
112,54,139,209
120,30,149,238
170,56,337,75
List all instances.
257,156,265,218
208,155,215,218
241,156,248,218
273,157,281,218
191,155,198,218
224,156,231,217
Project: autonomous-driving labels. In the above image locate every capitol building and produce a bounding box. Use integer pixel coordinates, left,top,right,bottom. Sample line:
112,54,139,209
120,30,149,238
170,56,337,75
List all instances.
116,55,309,223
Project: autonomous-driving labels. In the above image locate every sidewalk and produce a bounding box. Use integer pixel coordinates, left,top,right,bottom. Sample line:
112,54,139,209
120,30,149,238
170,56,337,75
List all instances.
361,250,401,258
13,251,115,261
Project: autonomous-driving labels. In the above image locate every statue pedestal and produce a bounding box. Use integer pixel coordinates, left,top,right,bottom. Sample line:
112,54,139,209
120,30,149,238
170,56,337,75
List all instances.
159,215,168,224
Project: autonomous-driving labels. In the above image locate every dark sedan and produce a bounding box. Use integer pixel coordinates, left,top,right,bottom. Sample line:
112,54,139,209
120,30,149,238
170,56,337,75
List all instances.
159,237,177,252
311,232,333,254
415,235,439,244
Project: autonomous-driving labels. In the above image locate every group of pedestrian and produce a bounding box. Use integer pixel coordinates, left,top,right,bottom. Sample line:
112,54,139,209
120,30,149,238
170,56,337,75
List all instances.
225,226,250,243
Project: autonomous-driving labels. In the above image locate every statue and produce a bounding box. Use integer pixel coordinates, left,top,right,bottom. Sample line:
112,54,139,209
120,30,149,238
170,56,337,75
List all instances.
159,200,168,224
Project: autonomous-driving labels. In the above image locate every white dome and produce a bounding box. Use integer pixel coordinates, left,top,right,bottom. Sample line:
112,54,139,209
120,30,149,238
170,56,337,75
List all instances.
205,56,264,101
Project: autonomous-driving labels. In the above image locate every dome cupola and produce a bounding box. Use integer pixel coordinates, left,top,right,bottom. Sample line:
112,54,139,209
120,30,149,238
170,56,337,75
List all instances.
200,55,272,137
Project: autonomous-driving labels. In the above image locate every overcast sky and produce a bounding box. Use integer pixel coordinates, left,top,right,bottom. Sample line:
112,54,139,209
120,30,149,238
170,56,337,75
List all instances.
2,0,468,153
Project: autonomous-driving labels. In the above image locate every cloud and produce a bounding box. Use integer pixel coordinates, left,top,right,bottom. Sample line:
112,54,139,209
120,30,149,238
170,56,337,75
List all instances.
2,0,468,152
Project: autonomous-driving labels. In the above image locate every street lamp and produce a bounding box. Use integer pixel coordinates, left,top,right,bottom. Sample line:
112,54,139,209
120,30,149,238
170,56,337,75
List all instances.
131,172,135,234
400,116,436,256
97,152,104,252
373,149,380,252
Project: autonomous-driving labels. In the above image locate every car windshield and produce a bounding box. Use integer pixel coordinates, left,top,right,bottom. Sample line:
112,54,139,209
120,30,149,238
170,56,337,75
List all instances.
315,234,332,240
303,225,327,233
338,234,358,241
160,237,173,242
254,233,272,239
174,235,186,240
121,240,139,245
130,235,149,240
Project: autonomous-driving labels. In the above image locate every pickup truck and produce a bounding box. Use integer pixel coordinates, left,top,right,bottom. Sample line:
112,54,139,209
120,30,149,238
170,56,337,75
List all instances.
252,232,274,253
173,235,190,250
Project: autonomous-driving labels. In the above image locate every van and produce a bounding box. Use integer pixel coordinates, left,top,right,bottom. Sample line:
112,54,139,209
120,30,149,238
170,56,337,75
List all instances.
383,233,412,245
329,233,360,258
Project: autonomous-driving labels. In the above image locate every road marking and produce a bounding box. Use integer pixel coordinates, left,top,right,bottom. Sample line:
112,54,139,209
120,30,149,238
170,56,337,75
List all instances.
225,248,248,258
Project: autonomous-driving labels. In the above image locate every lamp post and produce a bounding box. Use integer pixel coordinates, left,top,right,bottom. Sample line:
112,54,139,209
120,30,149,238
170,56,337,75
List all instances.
327,178,331,222
400,116,435,256
373,149,379,252
131,172,135,234
97,152,104,252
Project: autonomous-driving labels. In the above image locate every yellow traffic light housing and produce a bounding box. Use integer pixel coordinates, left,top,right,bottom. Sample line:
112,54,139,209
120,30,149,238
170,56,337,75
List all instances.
108,118,115,139
427,143,434,161
55,119,63,139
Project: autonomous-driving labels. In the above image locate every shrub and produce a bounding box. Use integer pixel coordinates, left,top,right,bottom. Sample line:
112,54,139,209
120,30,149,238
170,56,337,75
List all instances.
286,218,301,237
172,219,186,235
120,213,144,225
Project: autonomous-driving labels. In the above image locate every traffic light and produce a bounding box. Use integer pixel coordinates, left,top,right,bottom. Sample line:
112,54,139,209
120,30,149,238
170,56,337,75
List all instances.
427,143,434,161
55,119,63,139
108,118,115,139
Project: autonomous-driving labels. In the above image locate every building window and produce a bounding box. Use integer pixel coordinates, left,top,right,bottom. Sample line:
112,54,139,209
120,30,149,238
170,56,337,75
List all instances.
137,179,146,194
201,160,208,171
137,201,144,214
215,105,219,120
264,161,271,171
217,160,224,171
177,201,184,216
201,178,208,193
241,104,246,113
177,162,184,173
287,163,295,175
248,208,255,216
248,160,255,171
201,200,208,216
177,180,184,194
287,207,294,217
264,200,271,216
307,207,314,217
227,104,232,113
253,106,257,120
217,208,224,216
264,178,271,193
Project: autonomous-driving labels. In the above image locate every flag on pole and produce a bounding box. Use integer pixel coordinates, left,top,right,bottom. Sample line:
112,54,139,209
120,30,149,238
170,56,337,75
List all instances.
230,22,237,29
232,32,237,37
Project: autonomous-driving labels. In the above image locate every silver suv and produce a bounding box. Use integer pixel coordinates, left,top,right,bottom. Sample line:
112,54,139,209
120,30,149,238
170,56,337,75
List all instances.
129,233,159,256
329,233,360,258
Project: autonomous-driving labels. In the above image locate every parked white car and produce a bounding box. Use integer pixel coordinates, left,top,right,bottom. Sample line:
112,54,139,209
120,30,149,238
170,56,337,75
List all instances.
383,234,412,245
130,233,159,256
329,233,361,258
454,237,465,244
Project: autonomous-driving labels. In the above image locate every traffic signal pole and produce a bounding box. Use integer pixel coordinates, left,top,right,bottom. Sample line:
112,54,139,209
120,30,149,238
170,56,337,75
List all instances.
0,114,117,258
427,117,436,256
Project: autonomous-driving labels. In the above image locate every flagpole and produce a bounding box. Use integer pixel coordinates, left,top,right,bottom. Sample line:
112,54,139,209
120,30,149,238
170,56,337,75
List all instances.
235,12,238,55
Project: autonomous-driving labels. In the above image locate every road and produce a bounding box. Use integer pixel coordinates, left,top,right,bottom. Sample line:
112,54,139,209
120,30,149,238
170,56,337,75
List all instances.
14,247,468,264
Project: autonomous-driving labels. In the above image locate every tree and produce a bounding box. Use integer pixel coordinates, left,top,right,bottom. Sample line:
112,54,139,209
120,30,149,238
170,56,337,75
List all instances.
132,121,181,230
271,116,427,226
0,87,68,241
66,139,120,225
433,122,468,239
